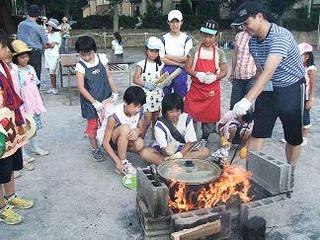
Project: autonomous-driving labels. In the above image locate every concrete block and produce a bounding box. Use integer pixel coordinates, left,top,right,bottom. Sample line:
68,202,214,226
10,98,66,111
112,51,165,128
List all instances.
247,151,291,195
239,193,290,228
137,167,169,218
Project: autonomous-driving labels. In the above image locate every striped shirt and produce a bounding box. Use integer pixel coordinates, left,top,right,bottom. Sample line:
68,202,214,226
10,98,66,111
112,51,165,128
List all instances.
234,31,256,80
249,23,304,87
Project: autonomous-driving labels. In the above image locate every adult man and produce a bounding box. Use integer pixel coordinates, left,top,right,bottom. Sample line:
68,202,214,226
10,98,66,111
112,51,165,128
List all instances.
232,1,305,189
229,29,256,109
159,10,193,97
17,4,50,88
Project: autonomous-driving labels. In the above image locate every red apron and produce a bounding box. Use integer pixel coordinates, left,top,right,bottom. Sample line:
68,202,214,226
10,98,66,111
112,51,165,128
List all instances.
185,45,220,122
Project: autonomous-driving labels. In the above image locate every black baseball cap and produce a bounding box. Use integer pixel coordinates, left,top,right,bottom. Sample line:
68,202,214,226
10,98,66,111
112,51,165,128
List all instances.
231,1,264,26
28,4,41,17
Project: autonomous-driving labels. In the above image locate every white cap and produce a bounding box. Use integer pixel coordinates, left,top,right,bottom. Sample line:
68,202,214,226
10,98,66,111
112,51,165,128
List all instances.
146,36,162,50
168,10,183,22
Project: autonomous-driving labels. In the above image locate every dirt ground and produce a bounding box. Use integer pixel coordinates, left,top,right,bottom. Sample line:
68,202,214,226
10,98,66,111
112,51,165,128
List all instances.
1,48,319,240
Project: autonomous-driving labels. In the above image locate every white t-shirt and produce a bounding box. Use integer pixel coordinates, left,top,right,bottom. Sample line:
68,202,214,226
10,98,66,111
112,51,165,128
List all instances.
153,113,197,149
96,103,143,145
111,39,123,55
159,32,193,58
75,53,109,74
136,59,164,77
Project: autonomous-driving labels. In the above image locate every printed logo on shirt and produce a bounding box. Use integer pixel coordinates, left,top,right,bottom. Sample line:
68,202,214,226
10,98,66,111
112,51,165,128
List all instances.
92,69,100,75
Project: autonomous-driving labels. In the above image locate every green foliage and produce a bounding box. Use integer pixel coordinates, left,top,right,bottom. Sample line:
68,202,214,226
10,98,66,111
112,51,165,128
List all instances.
178,0,193,15
283,7,319,31
197,1,220,19
142,1,166,29
119,15,139,29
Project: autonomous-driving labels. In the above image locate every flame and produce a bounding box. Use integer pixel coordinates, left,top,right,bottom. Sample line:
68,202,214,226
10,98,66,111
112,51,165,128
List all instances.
169,164,252,213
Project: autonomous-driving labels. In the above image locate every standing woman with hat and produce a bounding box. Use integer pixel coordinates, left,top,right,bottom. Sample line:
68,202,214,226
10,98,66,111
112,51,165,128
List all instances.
44,18,62,94
17,4,52,88
159,10,193,97
60,17,71,54
184,20,227,146
12,40,49,158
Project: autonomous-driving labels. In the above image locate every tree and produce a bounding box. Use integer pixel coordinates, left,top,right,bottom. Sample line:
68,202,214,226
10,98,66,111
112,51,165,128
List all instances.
263,0,300,25
0,0,15,34
179,0,192,15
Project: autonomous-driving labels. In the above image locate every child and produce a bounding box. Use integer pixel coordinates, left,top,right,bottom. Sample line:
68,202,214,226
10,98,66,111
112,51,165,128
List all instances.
75,36,119,161
298,43,317,146
12,40,49,158
132,36,164,137
44,18,62,95
184,20,227,146
153,93,210,160
111,32,123,58
159,10,193,97
0,30,33,225
98,86,161,175
217,110,253,159
5,45,36,171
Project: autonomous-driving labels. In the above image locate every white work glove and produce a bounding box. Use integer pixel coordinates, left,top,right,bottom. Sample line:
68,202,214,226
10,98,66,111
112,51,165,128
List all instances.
92,100,102,112
233,97,252,116
169,151,183,160
110,92,119,102
195,72,207,83
203,73,217,84
165,144,177,156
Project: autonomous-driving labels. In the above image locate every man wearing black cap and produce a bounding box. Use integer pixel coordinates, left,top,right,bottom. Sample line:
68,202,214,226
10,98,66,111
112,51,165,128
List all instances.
17,4,51,88
231,1,305,190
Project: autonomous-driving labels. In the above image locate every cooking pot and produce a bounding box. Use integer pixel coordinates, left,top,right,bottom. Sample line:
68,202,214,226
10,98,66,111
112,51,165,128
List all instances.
155,158,222,185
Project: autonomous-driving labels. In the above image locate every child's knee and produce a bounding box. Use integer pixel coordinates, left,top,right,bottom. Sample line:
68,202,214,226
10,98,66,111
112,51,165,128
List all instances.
133,137,144,151
199,147,210,159
118,124,131,136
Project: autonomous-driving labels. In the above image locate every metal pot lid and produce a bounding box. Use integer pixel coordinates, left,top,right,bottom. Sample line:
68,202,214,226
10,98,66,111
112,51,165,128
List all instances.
157,159,221,185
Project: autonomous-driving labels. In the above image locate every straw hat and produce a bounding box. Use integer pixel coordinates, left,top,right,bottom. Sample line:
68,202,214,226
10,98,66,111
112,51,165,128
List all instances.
24,114,36,139
11,40,32,56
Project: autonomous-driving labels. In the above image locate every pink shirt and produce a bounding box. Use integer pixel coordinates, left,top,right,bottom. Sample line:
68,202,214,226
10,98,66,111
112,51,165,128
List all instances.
234,31,256,80
18,65,46,115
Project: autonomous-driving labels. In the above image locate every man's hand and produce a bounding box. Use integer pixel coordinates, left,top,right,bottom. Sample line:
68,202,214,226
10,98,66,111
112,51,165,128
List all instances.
128,129,139,140
92,100,102,112
233,97,252,116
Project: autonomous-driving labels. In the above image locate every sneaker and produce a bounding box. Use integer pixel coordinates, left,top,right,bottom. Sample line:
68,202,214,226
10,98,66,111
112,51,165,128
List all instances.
199,139,207,148
46,88,54,94
0,206,23,224
91,149,105,162
280,138,286,143
211,147,229,159
31,147,49,156
14,171,22,179
51,88,58,95
23,152,35,163
122,159,136,175
23,161,35,171
5,195,34,209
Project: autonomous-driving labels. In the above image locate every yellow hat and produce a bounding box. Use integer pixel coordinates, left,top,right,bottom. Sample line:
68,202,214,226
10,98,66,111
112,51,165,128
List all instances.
24,114,36,139
11,40,32,56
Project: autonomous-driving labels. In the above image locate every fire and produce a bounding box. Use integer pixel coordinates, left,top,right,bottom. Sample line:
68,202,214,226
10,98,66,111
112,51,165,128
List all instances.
169,164,252,213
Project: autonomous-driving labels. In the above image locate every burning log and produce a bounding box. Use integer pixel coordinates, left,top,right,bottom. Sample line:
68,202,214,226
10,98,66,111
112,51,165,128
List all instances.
169,164,252,213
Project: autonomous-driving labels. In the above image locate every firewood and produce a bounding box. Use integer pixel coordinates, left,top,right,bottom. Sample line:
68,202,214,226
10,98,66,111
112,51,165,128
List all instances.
171,220,221,240
156,72,169,84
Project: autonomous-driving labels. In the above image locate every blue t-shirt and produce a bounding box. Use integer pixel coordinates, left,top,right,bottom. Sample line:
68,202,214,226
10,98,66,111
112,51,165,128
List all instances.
249,23,304,88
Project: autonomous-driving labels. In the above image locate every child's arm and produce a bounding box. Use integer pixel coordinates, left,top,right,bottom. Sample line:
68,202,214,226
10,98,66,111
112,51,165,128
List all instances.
215,62,227,80
76,71,96,104
104,65,118,94
185,55,197,77
132,66,144,87
306,68,316,110
102,116,122,165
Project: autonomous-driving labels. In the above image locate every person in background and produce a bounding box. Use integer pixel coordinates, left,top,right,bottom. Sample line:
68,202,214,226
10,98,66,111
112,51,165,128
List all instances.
60,17,71,54
41,16,48,32
17,4,52,88
111,32,124,58
44,18,62,95
159,10,193,97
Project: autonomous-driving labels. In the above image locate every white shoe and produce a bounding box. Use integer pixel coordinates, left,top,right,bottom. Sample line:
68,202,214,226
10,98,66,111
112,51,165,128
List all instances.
301,137,308,146
122,159,136,175
51,88,58,95
31,147,49,156
23,161,35,171
46,88,54,94
23,152,35,163
14,171,22,179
